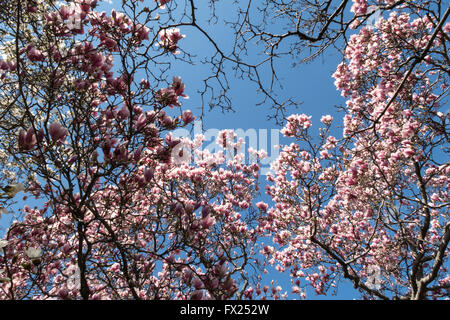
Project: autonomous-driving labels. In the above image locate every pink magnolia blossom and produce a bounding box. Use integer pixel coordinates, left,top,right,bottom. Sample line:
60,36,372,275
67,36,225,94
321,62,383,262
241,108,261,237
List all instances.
26,44,44,62
49,122,68,142
256,201,268,211
157,28,185,55
181,110,195,126
320,115,333,125
18,128,37,151
117,104,130,120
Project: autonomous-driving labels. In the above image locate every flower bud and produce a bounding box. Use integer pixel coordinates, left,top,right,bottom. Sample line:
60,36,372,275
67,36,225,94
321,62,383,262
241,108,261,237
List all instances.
49,122,68,142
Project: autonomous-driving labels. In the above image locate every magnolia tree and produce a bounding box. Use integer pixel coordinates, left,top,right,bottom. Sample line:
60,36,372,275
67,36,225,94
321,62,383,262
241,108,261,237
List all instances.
0,0,269,300
0,0,448,300
260,6,450,299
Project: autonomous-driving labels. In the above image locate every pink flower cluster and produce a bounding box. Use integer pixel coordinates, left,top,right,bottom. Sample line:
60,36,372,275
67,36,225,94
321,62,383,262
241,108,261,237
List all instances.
18,123,68,151
157,28,185,55
2,130,264,300
90,9,150,48
45,0,97,35
156,77,189,108
280,114,312,137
